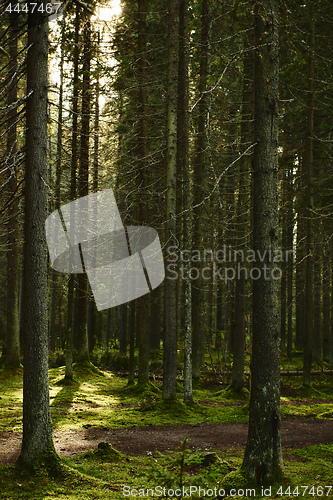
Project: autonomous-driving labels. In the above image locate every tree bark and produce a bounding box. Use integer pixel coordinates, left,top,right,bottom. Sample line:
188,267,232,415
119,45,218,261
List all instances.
241,0,283,484
19,2,55,466
137,0,150,387
231,29,253,391
76,9,91,363
5,10,20,368
177,0,192,404
192,0,210,380
66,5,80,379
286,164,293,359
163,0,179,400
303,11,314,387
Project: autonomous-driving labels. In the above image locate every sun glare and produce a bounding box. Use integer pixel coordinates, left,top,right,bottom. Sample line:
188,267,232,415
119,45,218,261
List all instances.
95,0,122,22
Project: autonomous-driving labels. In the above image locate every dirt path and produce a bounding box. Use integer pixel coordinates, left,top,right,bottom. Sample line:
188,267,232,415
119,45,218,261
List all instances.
1,418,332,464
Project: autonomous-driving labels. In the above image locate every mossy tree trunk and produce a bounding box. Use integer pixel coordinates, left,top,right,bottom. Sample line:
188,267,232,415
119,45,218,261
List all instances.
241,0,283,484
20,2,56,466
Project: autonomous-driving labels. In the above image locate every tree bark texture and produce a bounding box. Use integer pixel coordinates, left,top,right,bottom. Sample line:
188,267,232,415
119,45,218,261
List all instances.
303,12,314,387
163,0,179,400
5,10,20,368
20,3,55,465
177,0,192,404
241,0,283,484
192,0,210,379
231,28,253,392
76,9,91,363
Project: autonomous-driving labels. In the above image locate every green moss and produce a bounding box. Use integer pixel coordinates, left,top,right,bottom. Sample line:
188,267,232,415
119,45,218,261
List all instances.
73,361,105,378
220,469,252,491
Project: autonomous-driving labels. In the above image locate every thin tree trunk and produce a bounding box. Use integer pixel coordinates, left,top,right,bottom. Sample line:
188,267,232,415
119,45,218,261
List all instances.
295,173,305,352
66,5,80,379
137,0,150,386
49,16,65,355
303,12,315,387
322,247,330,362
286,164,293,359
280,168,287,353
313,236,322,362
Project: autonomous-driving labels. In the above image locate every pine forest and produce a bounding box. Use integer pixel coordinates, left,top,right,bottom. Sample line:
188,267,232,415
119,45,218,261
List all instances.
0,0,333,497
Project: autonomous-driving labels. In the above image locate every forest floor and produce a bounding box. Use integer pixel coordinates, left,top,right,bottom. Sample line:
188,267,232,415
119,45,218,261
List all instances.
0,361,332,499
1,415,333,464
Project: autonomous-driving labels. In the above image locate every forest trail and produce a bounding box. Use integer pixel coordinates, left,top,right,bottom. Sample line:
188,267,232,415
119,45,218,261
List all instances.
1,418,332,464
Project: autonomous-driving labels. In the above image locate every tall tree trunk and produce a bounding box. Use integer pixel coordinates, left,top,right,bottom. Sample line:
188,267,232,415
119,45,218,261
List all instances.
303,12,314,387
20,2,56,465
177,0,192,404
322,245,330,362
163,0,179,400
295,170,305,352
313,235,322,362
87,35,100,358
231,30,253,391
76,9,91,363
280,168,287,353
286,164,293,359
241,0,283,484
137,0,150,386
5,10,20,368
49,16,65,355
66,5,80,379
192,0,210,380
331,241,333,366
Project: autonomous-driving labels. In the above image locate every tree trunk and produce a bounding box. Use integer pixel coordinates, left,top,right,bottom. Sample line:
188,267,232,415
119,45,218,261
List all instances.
66,5,80,379
137,0,150,387
231,29,253,391
241,0,283,484
20,3,55,466
286,164,293,359
49,16,65,355
313,235,322,362
192,0,210,380
5,10,20,368
76,9,91,363
303,12,314,387
177,0,192,404
280,168,287,353
295,172,305,352
322,247,330,362
163,0,179,400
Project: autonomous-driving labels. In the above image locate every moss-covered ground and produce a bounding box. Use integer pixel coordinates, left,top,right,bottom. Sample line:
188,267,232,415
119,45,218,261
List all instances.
0,351,332,499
